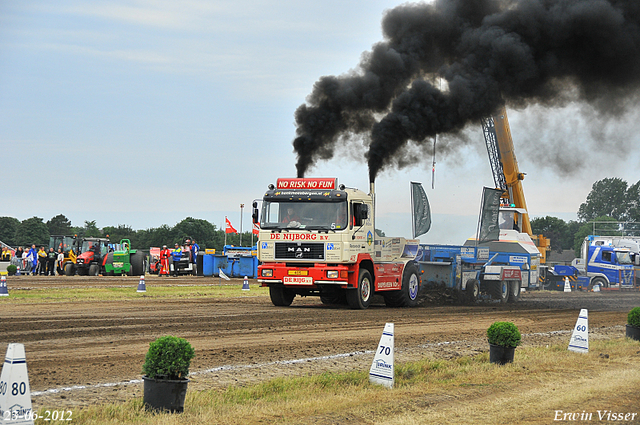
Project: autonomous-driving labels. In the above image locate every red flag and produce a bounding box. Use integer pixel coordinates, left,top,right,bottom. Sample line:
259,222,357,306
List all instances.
252,222,260,235
225,217,237,234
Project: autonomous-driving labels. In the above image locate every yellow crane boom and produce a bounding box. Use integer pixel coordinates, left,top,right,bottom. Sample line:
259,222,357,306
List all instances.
482,106,550,263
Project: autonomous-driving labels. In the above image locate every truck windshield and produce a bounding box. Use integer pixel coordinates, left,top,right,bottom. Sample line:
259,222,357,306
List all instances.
616,251,632,264
261,200,348,230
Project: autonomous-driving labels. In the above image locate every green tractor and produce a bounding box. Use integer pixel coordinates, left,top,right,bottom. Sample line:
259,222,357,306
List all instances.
104,239,146,276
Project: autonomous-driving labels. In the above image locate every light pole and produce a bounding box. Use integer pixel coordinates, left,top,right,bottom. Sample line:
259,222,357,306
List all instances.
240,204,244,246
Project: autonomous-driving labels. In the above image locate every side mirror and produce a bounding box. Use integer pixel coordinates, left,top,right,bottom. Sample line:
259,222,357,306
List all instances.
359,205,368,220
252,201,259,224
353,204,368,226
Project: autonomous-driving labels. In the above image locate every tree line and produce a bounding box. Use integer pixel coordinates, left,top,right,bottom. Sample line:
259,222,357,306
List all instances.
531,177,640,254
1,177,637,256
0,215,256,252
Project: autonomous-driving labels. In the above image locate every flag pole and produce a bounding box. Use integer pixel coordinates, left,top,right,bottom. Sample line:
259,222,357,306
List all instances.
475,192,484,249
240,204,244,246
410,181,416,238
224,216,228,247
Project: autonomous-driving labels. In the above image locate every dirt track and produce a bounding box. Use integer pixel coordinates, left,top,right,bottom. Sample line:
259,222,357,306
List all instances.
1,275,639,409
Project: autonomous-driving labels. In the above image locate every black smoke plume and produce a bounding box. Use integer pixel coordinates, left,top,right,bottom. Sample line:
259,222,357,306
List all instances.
293,0,640,182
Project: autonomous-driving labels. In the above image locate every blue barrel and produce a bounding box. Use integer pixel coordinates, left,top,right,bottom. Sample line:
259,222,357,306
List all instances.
202,254,214,276
212,255,229,277
239,256,257,278
231,258,240,277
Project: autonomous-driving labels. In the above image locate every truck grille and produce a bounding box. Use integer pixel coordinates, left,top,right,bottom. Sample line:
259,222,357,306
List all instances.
275,242,325,260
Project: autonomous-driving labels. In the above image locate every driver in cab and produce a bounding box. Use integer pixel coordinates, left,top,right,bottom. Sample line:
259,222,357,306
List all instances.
282,207,301,224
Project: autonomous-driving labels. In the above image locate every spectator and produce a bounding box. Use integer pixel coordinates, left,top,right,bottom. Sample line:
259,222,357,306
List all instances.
23,247,32,275
11,247,23,267
171,243,182,277
1,247,11,261
159,245,171,276
56,249,64,276
37,246,47,275
28,244,38,275
190,239,200,264
46,247,57,276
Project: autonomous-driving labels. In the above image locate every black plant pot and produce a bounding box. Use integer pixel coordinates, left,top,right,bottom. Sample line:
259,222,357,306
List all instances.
626,324,640,342
489,343,516,365
143,376,189,413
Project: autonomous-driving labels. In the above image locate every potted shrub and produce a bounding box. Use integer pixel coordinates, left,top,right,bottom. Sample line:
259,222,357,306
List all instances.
142,335,195,413
487,321,521,365
626,307,640,341
6,265,17,276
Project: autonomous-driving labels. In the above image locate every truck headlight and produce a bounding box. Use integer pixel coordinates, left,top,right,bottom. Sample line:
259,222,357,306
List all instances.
326,270,338,279
262,269,273,277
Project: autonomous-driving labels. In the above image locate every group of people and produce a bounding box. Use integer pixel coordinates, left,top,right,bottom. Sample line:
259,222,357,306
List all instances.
6,245,64,276
158,238,199,276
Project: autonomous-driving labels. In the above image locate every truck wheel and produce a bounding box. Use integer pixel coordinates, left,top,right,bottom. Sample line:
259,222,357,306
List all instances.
269,286,295,306
466,279,479,304
591,277,607,289
346,269,372,309
400,263,421,307
88,264,99,276
384,263,420,307
491,281,508,303
320,288,347,305
64,263,75,276
130,252,145,276
507,281,521,303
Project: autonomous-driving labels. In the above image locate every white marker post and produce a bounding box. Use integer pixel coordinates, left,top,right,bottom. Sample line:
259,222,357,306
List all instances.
0,343,34,425
0,276,8,297
242,276,250,291
136,275,146,293
563,277,571,292
568,309,589,354
369,323,394,389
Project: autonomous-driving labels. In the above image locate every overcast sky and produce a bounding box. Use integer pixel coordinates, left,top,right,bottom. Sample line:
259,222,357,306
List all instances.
2,1,639,245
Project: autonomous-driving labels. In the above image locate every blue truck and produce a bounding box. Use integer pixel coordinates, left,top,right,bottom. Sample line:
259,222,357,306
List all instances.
417,229,541,303
540,235,638,290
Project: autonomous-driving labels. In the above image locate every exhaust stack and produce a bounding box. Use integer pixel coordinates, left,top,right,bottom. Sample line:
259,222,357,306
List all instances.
370,180,376,240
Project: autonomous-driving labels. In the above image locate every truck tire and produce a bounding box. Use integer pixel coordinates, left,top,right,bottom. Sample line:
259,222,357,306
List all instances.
320,287,347,305
88,264,99,276
269,286,295,306
591,277,607,289
64,262,75,276
507,281,521,303
491,280,508,303
466,279,479,304
346,269,372,309
384,264,421,307
130,252,145,276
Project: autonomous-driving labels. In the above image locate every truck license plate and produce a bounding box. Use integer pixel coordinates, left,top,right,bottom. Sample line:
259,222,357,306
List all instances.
283,276,313,285
113,262,124,268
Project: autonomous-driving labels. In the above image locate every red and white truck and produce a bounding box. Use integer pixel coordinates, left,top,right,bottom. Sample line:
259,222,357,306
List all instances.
254,177,422,309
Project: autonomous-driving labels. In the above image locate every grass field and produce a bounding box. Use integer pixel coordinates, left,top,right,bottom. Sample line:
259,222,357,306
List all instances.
3,284,269,302
35,339,640,425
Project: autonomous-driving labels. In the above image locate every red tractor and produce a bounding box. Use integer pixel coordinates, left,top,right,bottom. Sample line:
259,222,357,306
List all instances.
65,238,112,276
